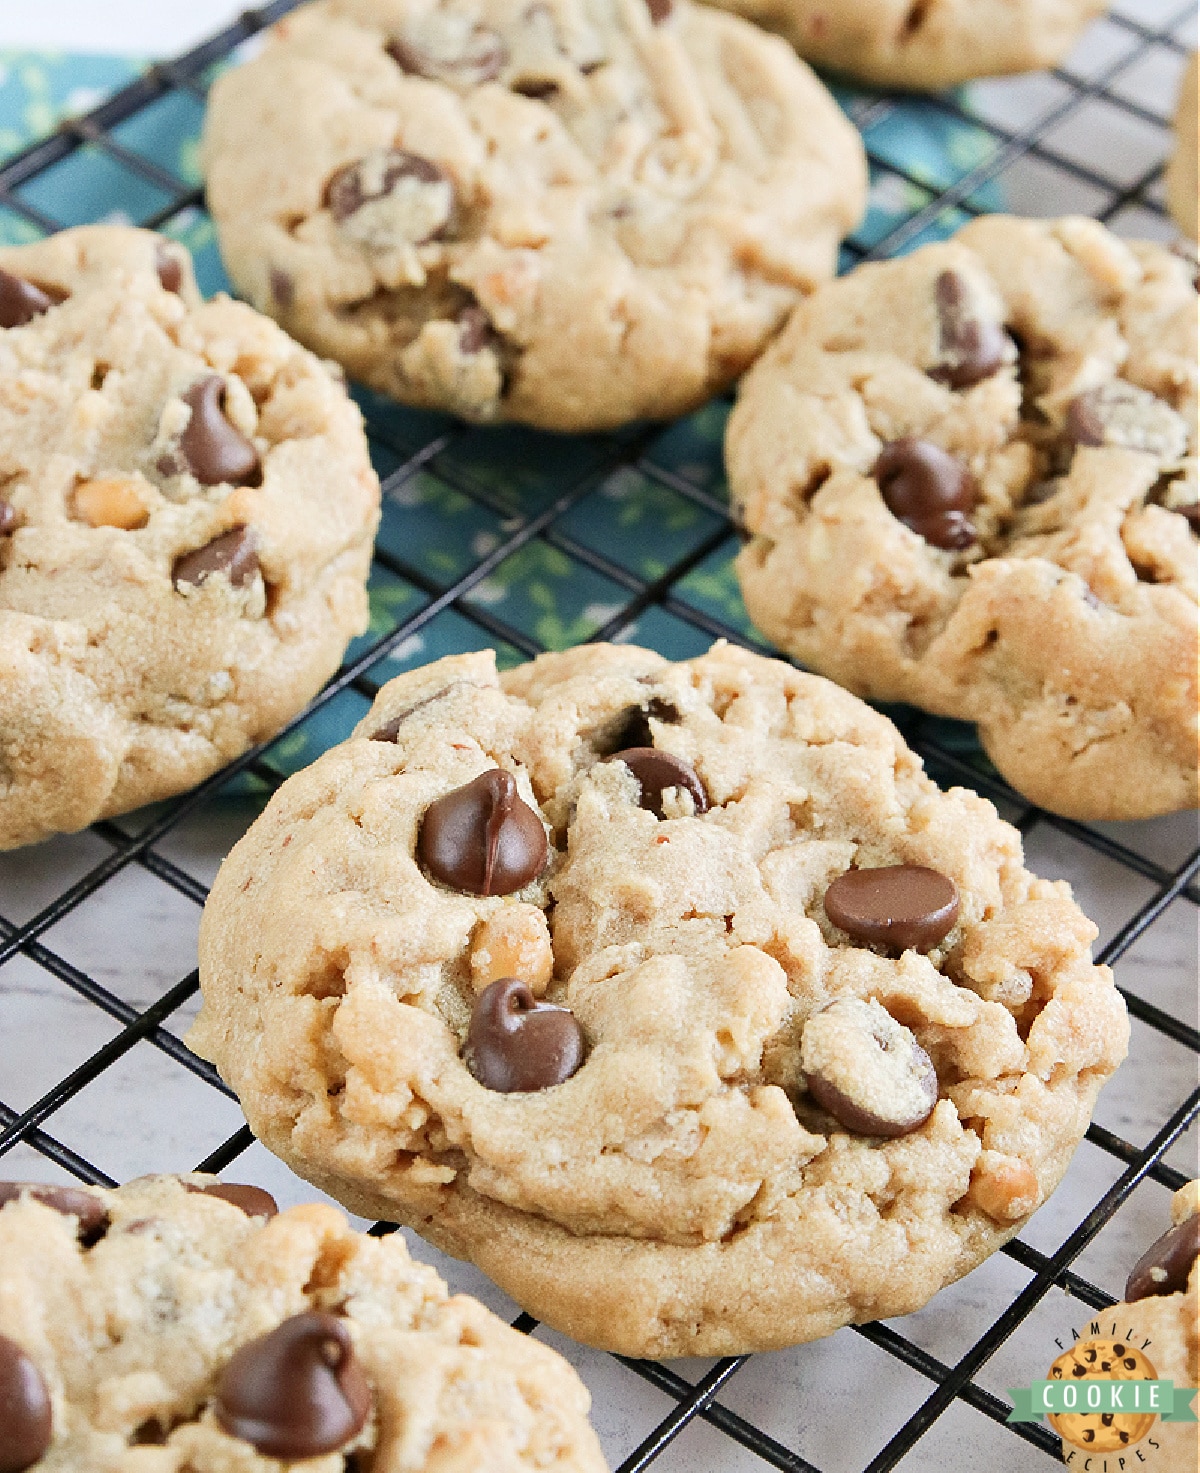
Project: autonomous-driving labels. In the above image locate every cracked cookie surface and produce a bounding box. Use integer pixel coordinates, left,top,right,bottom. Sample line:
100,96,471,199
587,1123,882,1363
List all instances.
190,640,1127,1357
695,0,1107,89
0,226,380,850
730,215,1199,821
201,0,866,431
0,1173,605,1471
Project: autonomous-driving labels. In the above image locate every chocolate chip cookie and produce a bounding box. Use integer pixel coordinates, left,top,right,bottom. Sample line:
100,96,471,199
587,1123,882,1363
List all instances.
0,1173,605,1471
1168,53,1197,240
730,215,1198,822
0,226,380,850
189,640,1128,1357
1055,1182,1198,1463
201,0,867,431
696,0,1107,89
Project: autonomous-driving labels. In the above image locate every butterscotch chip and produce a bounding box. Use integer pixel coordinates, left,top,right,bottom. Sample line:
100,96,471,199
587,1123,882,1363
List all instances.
190,641,1127,1358
0,225,381,850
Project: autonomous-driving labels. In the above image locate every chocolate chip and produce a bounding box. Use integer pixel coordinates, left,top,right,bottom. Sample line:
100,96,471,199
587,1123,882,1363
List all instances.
214,1312,371,1458
1125,1213,1200,1303
387,28,507,86
172,526,260,591
184,1181,278,1218
0,1334,51,1472
419,769,547,896
154,243,184,294
1178,504,1200,533
824,864,959,951
512,78,559,98
604,698,680,755
457,305,498,355
1066,382,1190,462
465,978,584,1092
0,499,15,536
929,269,1009,389
647,0,674,21
610,747,707,818
269,266,294,309
0,269,58,330
325,149,455,247
0,1181,109,1244
801,997,938,1138
178,376,261,487
874,438,978,550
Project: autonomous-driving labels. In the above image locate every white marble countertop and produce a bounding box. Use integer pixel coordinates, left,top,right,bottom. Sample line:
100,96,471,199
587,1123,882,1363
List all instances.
0,2,1197,1470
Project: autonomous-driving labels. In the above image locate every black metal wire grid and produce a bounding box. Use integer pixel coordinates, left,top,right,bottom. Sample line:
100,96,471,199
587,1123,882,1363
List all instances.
0,3,1196,1469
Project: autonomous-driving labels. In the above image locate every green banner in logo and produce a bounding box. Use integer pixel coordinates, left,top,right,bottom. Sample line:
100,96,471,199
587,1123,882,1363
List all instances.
1008,1380,1199,1424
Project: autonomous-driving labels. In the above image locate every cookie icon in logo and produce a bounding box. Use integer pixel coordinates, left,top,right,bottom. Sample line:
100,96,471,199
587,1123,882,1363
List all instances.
1048,1340,1158,1452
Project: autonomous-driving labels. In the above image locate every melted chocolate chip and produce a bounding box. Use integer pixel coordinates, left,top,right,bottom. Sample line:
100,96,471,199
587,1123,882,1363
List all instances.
930,269,1009,389
184,1181,278,1218
0,499,16,536
0,1181,109,1244
1125,1214,1200,1303
178,377,261,487
824,864,959,951
325,149,454,244
457,305,498,355
610,747,707,818
214,1312,371,1458
605,698,680,754
0,269,58,330
465,978,584,1092
154,243,184,295
801,997,938,1138
387,29,507,86
1066,381,1190,461
874,438,978,550
419,769,547,896
172,526,260,591
647,0,674,21
0,1334,51,1473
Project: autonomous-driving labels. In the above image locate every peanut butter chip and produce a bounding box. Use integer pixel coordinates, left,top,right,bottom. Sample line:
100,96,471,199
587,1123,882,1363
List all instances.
73,478,149,530
214,1312,371,1458
800,997,937,1138
824,864,959,950
172,526,260,591
0,1334,51,1473
465,978,584,1092
874,439,978,550
0,269,57,329
419,769,547,896
178,376,261,487
1125,1214,1200,1303
0,1181,109,1243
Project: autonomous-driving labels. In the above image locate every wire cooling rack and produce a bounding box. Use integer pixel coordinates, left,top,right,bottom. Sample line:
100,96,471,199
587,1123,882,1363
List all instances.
0,3,1197,1470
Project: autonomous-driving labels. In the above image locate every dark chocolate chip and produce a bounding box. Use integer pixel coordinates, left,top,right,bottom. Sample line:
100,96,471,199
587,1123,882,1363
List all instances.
0,1334,51,1473
1066,381,1189,460
512,78,559,97
387,29,507,86
874,438,978,550
154,243,184,295
184,1181,278,1218
605,698,680,754
214,1312,371,1458
457,305,498,355
465,977,584,1093
801,997,938,1138
178,376,261,487
0,1181,109,1244
172,526,260,591
0,499,16,536
1125,1213,1200,1303
610,747,707,818
929,269,1009,389
824,864,959,951
419,769,547,896
1178,504,1200,533
269,266,294,309
0,269,57,330
647,0,674,22
325,149,453,243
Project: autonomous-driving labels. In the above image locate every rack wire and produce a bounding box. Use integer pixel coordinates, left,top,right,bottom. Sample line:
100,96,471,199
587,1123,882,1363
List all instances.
0,3,1196,1469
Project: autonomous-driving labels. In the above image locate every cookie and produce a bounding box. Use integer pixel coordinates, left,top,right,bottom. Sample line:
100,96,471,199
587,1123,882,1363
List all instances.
1055,1182,1199,1464
0,226,380,850
1167,53,1197,240
693,0,1106,89
729,215,1199,822
201,0,867,432
0,1173,605,1471
189,640,1128,1358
